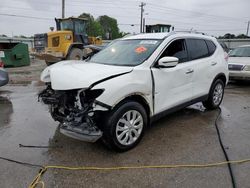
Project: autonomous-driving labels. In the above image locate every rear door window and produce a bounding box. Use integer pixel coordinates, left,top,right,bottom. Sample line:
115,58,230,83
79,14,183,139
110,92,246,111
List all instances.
186,39,209,60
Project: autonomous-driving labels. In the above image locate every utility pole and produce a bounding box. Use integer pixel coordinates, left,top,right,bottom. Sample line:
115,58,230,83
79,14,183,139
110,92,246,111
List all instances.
139,2,146,33
247,21,250,36
143,18,145,33
62,0,65,18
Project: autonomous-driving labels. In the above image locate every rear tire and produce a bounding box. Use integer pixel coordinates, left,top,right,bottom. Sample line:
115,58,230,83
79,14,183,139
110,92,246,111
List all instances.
102,101,147,152
67,48,83,60
203,79,225,110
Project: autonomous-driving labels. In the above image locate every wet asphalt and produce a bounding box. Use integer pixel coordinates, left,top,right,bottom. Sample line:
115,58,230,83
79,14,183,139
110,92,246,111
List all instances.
0,82,250,188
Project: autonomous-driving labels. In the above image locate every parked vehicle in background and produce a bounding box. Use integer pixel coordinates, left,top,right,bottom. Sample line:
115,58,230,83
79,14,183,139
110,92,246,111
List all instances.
34,17,103,66
0,51,9,86
39,32,228,151
228,45,250,81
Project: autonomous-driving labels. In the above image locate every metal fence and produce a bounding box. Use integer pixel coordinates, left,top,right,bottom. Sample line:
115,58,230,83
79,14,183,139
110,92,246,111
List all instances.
217,38,250,49
0,36,34,49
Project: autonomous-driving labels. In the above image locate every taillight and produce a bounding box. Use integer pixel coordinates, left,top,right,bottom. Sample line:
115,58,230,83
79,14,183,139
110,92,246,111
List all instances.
0,60,4,68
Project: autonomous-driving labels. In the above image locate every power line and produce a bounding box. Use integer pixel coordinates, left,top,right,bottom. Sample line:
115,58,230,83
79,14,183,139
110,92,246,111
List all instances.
0,12,138,27
0,12,245,32
146,6,245,24
0,5,245,27
146,2,249,22
1,2,246,25
8,0,248,22
0,13,52,20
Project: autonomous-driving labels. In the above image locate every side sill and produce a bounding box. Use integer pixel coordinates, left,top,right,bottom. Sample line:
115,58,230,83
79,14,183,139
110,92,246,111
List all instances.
150,95,208,123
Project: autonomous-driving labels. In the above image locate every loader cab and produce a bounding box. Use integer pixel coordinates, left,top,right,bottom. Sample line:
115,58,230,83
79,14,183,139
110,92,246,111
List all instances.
55,17,89,44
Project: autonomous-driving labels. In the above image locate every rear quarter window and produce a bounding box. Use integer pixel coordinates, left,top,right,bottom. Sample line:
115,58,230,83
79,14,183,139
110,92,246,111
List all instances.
186,39,209,60
205,40,217,55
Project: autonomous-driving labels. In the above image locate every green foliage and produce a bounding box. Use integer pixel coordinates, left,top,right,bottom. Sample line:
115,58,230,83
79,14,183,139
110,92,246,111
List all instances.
79,13,104,37
218,33,250,39
97,15,121,39
79,13,123,39
119,31,130,38
236,34,250,39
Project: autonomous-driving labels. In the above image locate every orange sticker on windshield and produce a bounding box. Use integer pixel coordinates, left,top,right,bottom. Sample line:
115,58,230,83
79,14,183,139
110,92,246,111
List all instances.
135,46,147,54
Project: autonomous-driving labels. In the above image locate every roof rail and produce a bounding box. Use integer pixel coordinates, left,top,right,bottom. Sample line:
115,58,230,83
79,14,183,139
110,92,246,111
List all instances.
170,30,208,36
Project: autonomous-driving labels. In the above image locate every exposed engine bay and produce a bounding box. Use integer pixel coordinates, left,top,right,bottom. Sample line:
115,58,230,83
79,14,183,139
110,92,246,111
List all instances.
38,84,105,142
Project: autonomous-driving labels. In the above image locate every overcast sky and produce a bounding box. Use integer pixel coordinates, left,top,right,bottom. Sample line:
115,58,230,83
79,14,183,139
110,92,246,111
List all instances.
0,0,249,37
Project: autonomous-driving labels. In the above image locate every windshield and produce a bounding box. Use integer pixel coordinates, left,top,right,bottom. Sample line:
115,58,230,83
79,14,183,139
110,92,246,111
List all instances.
90,39,162,66
60,20,73,31
229,47,250,57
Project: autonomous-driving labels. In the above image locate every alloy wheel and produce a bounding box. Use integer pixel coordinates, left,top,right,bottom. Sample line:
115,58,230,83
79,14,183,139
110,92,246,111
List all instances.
213,83,224,106
115,110,143,146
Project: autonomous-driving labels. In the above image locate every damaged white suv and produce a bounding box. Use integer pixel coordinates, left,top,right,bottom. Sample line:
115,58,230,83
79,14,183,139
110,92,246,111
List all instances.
39,32,228,151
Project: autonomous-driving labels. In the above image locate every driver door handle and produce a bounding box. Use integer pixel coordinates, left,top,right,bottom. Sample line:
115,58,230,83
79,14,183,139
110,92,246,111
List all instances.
186,69,194,74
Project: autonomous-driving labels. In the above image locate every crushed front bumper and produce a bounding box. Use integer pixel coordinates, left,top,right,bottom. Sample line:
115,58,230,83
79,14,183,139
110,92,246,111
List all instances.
60,122,103,142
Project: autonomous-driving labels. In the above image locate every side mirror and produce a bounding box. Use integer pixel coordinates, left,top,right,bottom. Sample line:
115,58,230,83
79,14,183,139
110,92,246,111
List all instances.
157,56,179,68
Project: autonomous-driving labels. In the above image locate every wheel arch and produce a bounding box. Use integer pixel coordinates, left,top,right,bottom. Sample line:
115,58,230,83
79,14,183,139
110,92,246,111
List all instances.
213,73,227,85
208,72,227,97
114,94,151,123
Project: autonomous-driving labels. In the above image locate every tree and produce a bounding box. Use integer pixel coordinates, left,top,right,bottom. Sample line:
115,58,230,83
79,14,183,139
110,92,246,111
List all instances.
218,33,250,39
97,15,121,39
119,31,130,38
223,33,236,39
0,34,8,37
79,13,104,37
236,34,250,39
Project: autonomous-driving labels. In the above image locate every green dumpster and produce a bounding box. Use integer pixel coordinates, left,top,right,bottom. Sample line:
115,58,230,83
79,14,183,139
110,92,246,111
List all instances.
0,43,30,67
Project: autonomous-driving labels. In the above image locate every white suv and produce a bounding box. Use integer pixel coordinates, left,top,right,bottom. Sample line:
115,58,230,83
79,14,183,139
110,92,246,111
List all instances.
39,32,228,151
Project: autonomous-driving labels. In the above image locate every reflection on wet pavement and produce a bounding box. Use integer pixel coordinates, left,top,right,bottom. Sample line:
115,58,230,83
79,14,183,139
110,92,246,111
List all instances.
0,96,13,129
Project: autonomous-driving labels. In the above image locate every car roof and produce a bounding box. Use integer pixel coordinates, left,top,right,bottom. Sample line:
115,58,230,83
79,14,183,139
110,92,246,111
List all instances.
123,33,171,40
122,32,215,41
238,45,250,48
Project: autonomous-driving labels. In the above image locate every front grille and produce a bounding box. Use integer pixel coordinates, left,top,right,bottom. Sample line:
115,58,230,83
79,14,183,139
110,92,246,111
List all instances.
52,37,60,47
228,64,244,71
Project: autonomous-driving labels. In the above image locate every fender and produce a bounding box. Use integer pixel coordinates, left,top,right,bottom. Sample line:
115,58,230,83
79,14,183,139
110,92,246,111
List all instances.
210,73,227,90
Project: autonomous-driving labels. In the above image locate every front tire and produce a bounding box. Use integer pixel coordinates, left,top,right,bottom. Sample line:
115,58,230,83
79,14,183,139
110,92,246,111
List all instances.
102,101,147,152
67,48,83,60
203,79,225,110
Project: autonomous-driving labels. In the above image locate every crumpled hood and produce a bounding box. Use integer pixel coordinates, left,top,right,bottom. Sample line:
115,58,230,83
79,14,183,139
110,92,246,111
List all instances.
41,60,133,90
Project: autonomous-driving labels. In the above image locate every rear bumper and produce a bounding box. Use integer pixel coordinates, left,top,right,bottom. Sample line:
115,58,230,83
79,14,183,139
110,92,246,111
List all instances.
229,70,250,80
0,68,9,86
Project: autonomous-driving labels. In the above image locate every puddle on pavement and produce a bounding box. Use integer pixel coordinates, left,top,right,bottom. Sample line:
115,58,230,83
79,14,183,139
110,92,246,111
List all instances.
0,96,13,130
10,71,32,75
7,80,45,87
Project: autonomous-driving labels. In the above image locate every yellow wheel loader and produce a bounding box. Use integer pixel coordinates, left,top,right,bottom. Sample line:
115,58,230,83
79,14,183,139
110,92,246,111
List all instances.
34,17,102,65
